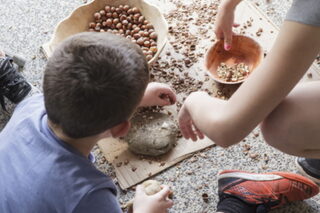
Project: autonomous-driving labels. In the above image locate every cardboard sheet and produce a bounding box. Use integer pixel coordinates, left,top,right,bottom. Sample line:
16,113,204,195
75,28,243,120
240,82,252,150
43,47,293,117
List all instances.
98,137,214,189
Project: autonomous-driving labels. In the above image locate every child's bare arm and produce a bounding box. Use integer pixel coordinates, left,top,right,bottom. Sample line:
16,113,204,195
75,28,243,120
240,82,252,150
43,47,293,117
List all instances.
179,21,320,146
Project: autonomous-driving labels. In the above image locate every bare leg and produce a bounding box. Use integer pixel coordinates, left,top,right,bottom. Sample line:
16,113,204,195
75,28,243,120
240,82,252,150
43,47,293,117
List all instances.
261,81,320,158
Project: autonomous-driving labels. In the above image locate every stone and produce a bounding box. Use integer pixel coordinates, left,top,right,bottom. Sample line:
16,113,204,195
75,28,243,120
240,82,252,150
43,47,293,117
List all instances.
125,112,177,156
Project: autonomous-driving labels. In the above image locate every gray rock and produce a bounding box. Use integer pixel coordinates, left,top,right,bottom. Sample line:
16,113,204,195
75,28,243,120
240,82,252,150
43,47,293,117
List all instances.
125,112,177,156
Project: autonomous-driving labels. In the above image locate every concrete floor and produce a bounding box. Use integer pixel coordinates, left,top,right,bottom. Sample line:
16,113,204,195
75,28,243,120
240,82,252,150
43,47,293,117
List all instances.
1,0,320,212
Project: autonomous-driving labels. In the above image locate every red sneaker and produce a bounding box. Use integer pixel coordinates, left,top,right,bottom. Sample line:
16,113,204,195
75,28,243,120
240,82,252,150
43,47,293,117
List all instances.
218,170,319,210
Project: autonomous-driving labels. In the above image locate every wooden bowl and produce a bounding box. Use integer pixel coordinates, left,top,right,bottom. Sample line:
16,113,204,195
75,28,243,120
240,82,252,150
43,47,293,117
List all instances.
204,35,263,84
42,0,168,65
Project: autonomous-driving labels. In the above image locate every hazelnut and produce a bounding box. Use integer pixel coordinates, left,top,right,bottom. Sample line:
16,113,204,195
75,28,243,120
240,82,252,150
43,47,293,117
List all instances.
126,16,133,23
138,16,145,23
89,28,94,32
149,32,157,40
150,41,157,46
133,33,140,39
143,20,149,25
113,18,119,24
112,12,118,18
126,35,132,39
105,6,111,12
125,30,131,35
133,27,140,33
143,31,149,37
122,20,128,26
100,10,106,16
116,23,122,29
137,38,144,45
132,39,137,44
150,46,158,53
147,50,153,55
107,29,113,33
89,22,96,28
123,5,130,11
102,21,107,27
110,6,115,12
120,15,127,21
146,55,153,61
144,40,151,47
96,23,101,28
100,29,105,32
132,7,140,13
119,5,124,10
116,8,122,13
127,9,133,14
112,29,118,34
106,12,112,18
127,23,133,29
141,25,146,30
146,23,153,29
106,19,112,26
139,31,144,36
94,12,101,20
95,26,101,31
118,29,124,34
133,13,140,20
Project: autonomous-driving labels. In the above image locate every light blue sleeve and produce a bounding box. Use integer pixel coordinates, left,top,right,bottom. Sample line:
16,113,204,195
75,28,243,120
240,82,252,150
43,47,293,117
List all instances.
73,188,122,213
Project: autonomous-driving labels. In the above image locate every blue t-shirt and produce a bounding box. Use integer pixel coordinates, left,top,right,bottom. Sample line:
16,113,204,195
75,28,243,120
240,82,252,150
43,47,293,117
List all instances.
0,95,122,213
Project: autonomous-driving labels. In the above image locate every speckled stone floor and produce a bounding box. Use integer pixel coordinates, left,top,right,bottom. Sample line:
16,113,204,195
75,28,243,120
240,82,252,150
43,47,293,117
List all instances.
1,0,320,212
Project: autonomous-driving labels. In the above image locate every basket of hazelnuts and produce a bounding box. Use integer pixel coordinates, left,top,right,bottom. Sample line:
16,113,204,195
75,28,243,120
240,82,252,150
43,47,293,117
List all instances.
42,0,168,65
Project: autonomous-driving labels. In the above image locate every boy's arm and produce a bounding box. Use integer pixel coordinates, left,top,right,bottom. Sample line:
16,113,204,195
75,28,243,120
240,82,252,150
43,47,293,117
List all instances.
73,189,122,213
139,82,176,107
179,21,320,147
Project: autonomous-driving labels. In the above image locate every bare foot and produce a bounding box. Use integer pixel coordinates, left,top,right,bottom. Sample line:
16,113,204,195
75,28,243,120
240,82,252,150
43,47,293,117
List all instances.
0,49,5,58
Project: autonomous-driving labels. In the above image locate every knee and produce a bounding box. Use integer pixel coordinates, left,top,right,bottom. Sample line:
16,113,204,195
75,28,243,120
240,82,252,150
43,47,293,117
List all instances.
261,114,303,156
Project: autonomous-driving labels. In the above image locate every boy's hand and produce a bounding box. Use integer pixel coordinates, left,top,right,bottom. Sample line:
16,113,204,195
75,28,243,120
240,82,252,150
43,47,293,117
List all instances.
133,184,173,213
214,0,241,50
139,82,176,107
178,93,205,141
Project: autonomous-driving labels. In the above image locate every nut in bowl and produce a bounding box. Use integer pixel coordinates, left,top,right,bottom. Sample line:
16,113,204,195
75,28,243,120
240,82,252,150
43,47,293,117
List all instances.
42,0,168,65
205,35,263,84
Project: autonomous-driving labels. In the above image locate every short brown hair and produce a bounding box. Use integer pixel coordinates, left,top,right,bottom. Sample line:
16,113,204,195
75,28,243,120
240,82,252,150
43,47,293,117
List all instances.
43,32,149,138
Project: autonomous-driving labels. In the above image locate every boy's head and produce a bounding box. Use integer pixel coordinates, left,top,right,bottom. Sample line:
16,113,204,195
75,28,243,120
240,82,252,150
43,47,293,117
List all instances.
43,32,149,138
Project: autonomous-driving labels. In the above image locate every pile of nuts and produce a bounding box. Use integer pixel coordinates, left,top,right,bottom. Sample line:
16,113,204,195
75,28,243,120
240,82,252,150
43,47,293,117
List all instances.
88,5,158,61
217,62,250,82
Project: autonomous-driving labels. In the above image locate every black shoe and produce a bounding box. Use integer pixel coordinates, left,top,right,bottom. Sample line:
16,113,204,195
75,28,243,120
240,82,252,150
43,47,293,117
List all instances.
296,157,320,184
0,56,31,111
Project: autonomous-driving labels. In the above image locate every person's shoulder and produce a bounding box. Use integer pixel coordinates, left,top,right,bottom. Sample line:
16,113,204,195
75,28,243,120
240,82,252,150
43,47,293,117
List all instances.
14,94,44,112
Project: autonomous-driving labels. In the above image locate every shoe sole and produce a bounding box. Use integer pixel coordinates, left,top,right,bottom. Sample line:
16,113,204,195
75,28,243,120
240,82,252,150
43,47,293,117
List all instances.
218,171,283,181
295,158,320,185
219,170,318,187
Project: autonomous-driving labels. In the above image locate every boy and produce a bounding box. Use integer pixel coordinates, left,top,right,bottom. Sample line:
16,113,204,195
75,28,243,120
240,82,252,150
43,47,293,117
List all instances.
0,32,174,213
